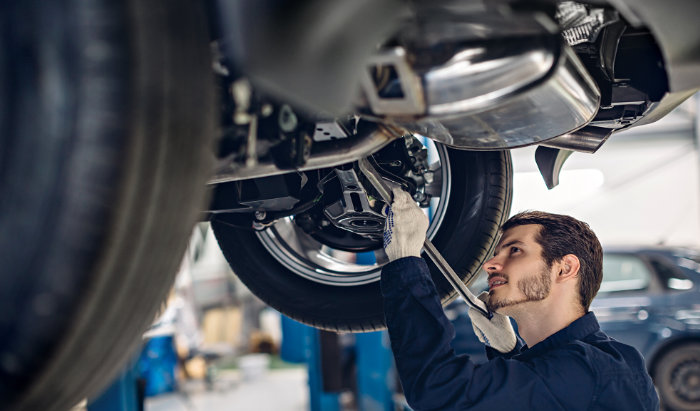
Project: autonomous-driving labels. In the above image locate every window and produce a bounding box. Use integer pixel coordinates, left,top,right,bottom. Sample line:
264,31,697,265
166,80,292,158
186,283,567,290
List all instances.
600,254,652,293
651,258,694,291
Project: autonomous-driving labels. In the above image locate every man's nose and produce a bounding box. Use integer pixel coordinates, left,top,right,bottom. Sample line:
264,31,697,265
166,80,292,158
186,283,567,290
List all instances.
483,256,502,272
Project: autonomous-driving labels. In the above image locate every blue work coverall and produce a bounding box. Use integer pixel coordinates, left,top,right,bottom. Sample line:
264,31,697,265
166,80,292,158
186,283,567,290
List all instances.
381,257,659,411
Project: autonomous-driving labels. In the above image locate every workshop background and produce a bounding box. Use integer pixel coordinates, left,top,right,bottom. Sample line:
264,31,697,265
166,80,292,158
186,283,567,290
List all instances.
85,94,699,411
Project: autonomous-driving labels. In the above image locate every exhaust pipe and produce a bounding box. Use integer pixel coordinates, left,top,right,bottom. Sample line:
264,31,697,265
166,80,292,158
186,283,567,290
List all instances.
209,125,398,184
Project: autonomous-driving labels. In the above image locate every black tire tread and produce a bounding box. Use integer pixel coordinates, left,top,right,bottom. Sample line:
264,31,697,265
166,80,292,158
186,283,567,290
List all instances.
2,1,215,409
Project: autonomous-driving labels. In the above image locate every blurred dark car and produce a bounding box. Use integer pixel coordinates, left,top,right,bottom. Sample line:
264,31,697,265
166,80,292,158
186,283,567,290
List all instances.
447,246,700,411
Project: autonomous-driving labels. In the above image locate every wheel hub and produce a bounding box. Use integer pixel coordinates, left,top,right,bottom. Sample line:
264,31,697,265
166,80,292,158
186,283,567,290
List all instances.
312,135,434,247
672,359,700,402
254,138,451,286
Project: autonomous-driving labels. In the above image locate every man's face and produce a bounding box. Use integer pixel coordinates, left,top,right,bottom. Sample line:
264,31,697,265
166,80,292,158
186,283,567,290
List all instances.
482,224,553,313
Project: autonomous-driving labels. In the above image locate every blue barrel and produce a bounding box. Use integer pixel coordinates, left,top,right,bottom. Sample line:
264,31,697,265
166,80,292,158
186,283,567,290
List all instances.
136,335,178,396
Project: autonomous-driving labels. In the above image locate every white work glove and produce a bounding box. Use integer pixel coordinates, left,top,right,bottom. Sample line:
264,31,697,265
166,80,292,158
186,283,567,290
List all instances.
383,188,429,262
467,292,518,353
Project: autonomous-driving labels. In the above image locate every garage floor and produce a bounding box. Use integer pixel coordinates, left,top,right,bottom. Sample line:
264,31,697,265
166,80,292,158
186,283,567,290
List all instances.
146,368,308,411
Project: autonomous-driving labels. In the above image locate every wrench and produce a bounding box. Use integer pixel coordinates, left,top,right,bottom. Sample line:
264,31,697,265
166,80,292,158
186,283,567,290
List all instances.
358,157,493,319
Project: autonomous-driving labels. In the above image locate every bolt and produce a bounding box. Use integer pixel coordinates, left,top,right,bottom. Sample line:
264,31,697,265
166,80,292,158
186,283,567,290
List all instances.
261,104,274,117
231,79,252,125
254,210,267,221
278,105,298,133
234,112,251,125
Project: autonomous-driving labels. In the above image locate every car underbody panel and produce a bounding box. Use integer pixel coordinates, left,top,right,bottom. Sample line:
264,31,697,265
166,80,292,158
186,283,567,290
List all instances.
209,0,700,188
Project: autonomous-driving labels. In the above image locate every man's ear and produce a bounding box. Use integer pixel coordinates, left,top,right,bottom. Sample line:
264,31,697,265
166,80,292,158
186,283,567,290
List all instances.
557,254,580,282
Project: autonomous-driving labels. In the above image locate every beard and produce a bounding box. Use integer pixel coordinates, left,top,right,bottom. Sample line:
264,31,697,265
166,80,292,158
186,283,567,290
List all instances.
487,265,552,311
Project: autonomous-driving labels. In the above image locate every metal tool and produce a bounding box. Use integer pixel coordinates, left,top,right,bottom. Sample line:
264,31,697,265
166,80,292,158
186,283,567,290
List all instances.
358,157,493,319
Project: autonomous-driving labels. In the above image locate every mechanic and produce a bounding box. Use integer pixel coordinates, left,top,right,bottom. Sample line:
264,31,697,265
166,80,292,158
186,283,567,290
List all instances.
381,189,659,410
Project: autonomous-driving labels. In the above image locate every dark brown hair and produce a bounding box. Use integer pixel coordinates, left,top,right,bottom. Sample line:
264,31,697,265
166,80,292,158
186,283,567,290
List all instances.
501,211,603,311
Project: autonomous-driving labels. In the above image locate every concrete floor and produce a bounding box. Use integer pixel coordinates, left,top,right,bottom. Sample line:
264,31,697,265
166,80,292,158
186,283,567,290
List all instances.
146,368,309,411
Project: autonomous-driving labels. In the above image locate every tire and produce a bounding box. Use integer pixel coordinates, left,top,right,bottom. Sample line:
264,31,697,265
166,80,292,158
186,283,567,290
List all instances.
0,1,214,410
211,148,512,332
653,343,700,411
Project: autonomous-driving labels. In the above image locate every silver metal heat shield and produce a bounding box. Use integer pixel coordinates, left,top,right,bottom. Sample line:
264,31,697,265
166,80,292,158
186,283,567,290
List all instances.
362,42,601,150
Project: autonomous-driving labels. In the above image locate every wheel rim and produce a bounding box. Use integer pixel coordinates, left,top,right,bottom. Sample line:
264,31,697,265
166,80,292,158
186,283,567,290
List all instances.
671,358,700,403
256,140,451,286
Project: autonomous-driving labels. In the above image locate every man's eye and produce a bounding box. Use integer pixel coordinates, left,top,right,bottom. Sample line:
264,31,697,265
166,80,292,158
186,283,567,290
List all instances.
510,247,520,254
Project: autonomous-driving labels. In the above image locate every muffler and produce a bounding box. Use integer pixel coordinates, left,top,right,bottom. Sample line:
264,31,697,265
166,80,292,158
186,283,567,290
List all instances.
359,13,601,150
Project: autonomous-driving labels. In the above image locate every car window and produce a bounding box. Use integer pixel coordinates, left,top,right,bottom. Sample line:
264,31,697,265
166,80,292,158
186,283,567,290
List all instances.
651,258,694,291
600,254,652,293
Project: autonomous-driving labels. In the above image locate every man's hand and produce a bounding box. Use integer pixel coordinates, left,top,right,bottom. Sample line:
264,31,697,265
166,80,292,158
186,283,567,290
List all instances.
467,292,517,353
383,188,429,262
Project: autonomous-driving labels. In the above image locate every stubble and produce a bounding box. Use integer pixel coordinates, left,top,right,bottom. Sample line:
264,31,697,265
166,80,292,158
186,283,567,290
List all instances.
487,266,552,311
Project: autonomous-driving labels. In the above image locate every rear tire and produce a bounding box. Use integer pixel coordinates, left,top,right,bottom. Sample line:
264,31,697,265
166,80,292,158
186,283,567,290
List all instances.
653,343,700,411
212,149,512,332
0,0,214,409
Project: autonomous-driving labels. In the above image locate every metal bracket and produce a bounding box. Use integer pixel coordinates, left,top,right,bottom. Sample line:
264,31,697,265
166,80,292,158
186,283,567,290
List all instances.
360,47,426,116
535,146,574,189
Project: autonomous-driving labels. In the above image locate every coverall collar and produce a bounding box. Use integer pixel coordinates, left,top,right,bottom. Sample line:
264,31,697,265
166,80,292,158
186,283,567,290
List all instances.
516,311,601,359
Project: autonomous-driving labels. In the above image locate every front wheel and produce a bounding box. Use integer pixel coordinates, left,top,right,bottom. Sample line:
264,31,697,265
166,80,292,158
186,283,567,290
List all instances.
212,147,512,332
